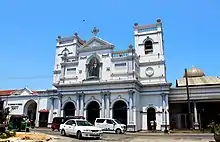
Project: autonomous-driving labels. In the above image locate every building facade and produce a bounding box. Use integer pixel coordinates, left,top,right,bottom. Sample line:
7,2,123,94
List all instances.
52,19,170,131
169,67,220,130
1,19,219,131
0,88,58,127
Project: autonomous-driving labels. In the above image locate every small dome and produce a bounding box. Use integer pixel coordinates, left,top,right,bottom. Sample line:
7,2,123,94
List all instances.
184,67,205,77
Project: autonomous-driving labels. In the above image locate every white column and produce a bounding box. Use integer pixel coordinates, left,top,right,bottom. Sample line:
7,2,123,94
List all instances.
162,95,166,125
76,94,80,116
35,97,40,127
110,108,113,118
57,92,63,117
84,109,86,118
193,102,199,129
127,108,130,125
101,93,105,118
49,98,54,125
129,97,133,123
58,98,62,117
166,95,169,126
61,110,64,117
80,93,84,116
129,90,134,124
106,92,110,118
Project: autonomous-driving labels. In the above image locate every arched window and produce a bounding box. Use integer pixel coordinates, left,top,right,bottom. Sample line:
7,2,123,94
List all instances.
144,40,153,54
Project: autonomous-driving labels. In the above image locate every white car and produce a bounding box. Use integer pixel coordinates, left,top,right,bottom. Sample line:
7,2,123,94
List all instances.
60,119,103,139
95,118,126,134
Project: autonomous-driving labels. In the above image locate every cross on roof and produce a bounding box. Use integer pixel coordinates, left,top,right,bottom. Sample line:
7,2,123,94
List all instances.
92,27,99,36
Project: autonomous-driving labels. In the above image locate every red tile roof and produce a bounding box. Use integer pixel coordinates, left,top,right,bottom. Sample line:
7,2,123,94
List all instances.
0,90,15,96
0,89,38,96
78,38,86,45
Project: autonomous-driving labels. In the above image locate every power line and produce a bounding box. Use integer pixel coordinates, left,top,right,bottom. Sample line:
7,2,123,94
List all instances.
0,75,53,80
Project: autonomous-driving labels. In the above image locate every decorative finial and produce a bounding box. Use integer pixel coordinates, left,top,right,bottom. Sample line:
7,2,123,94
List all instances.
92,27,99,37
134,23,138,26
57,36,61,43
74,32,78,36
129,44,133,48
156,18,161,23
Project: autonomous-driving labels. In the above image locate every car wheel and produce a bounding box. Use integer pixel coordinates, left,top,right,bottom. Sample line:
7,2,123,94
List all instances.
95,137,101,140
116,128,121,134
76,131,82,139
61,129,66,136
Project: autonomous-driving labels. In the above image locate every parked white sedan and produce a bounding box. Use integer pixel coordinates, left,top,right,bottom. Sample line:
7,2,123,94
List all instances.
60,119,103,139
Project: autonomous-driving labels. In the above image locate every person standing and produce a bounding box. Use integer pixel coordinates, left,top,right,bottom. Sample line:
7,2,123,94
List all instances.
150,120,154,131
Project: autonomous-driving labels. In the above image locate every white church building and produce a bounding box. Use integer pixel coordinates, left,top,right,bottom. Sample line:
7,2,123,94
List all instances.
52,18,170,131
1,19,219,131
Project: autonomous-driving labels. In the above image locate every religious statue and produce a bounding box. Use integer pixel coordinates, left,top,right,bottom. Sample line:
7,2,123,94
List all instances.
88,57,100,79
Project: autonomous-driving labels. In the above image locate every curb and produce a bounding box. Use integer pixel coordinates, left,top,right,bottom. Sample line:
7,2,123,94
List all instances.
125,132,214,137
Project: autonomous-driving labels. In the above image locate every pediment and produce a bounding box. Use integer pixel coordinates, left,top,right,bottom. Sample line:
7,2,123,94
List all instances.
81,37,113,48
11,87,34,96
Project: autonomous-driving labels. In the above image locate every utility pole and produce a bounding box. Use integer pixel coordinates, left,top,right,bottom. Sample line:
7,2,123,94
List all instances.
185,68,191,129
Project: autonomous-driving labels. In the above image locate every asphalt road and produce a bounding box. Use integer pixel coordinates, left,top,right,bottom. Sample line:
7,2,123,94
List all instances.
31,128,214,142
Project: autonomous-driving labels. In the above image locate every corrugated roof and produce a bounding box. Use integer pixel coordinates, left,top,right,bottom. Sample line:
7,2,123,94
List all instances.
177,76,220,87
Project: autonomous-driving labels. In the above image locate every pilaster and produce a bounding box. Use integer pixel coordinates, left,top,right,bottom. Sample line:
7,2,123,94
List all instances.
35,97,40,127
128,90,135,124
101,91,105,118
80,92,85,116
49,97,55,125
106,91,111,118
76,94,80,116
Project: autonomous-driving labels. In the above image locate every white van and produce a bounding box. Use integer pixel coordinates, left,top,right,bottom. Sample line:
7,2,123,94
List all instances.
94,118,126,134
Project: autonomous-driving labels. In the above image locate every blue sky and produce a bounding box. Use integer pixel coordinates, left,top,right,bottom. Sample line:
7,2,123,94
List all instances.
0,0,219,90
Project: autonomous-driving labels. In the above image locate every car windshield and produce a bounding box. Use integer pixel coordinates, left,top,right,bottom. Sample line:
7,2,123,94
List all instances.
76,120,93,126
114,119,121,124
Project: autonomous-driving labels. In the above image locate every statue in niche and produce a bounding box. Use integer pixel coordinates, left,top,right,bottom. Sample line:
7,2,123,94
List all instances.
88,57,100,79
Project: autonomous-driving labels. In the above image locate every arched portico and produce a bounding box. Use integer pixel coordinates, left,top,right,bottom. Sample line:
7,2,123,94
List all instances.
23,100,37,122
112,100,128,125
86,101,100,124
63,102,75,117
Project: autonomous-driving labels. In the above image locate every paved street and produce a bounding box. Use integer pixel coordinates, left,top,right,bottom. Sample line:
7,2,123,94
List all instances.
31,128,215,142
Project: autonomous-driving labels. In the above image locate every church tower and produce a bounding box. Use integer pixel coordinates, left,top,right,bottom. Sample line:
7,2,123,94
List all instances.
134,19,166,84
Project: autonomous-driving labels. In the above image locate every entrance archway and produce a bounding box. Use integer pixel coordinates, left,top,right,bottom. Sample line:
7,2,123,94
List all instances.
113,100,128,125
86,101,100,124
24,100,37,123
63,102,75,117
147,107,156,130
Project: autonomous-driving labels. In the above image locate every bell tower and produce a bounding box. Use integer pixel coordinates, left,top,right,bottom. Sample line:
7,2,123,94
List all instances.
134,19,166,84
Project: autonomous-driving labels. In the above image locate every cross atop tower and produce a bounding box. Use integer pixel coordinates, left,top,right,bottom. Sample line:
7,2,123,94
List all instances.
92,27,99,37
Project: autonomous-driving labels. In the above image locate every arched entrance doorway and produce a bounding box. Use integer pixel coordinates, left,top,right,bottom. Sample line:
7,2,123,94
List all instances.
24,100,37,125
63,102,75,117
86,101,100,124
113,100,127,125
147,107,156,130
